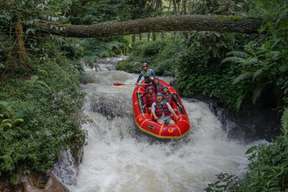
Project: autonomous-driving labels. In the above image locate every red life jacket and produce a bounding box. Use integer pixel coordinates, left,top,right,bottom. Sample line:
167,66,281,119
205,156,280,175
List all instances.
163,92,172,104
144,93,155,108
154,102,171,118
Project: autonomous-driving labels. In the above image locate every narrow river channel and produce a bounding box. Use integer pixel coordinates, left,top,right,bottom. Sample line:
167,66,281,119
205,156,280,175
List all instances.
55,57,256,192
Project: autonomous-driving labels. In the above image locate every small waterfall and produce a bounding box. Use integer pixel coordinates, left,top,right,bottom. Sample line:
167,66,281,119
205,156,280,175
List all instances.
54,57,259,192
52,150,78,186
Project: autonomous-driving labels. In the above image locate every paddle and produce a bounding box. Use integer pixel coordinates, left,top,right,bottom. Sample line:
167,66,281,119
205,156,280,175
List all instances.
112,82,134,86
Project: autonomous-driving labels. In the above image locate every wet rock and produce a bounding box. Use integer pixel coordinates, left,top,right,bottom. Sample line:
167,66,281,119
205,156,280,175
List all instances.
188,96,281,142
0,173,69,192
91,94,132,119
0,180,21,192
22,173,69,192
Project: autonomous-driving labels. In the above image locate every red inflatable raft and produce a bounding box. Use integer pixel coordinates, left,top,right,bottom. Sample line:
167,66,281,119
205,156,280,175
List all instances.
132,79,191,139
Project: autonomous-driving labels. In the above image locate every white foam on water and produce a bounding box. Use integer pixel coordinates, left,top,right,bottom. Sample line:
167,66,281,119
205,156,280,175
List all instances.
63,64,252,192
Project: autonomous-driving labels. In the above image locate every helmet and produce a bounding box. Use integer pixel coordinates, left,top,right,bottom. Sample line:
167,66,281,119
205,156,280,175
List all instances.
157,93,163,97
163,87,168,91
143,62,148,67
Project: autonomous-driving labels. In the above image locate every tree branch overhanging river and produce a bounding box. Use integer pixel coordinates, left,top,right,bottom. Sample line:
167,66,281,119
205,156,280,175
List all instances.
34,15,263,38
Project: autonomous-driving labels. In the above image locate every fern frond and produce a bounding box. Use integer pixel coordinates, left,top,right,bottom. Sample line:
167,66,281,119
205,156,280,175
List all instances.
253,69,264,81
279,64,288,73
244,57,258,65
226,51,249,58
236,94,245,111
233,72,253,84
252,85,266,104
37,80,51,92
281,108,288,136
221,57,246,64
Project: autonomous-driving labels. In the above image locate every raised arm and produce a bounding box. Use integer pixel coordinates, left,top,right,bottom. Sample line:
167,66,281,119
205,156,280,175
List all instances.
167,103,178,118
172,94,184,112
136,72,143,84
150,69,156,77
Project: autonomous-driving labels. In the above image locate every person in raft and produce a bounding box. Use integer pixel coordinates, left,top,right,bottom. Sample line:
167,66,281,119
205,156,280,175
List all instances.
162,86,184,113
162,86,172,104
143,86,156,112
153,78,164,94
136,62,156,85
151,93,179,125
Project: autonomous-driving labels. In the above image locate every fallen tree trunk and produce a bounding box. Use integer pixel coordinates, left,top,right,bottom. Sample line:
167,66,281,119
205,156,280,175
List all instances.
34,15,263,38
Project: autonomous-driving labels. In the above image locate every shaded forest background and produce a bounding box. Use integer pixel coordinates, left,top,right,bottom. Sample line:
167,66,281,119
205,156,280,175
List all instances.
0,0,287,191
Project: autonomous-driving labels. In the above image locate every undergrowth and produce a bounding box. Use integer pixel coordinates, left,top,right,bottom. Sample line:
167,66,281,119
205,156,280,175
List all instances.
0,39,85,183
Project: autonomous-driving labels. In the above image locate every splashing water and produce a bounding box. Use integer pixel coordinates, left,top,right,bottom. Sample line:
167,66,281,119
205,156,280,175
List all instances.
56,58,254,192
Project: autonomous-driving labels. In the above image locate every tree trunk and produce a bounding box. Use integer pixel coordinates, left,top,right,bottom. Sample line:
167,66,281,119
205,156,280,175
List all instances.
131,35,136,43
161,32,165,39
147,33,151,41
34,15,263,38
172,0,177,15
15,20,31,69
182,0,187,15
152,32,157,41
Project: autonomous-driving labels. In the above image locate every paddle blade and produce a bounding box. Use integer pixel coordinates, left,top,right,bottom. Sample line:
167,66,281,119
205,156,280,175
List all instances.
113,81,126,86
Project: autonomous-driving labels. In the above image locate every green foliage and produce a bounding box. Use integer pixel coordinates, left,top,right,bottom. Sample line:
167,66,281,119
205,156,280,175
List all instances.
281,109,288,136
189,0,248,15
205,109,288,192
69,0,132,24
67,0,132,58
175,32,249,110
0,38,84,181
116,60,140,73
221,0,288,108
248,0,288,19
117,37,184,75
237,110,288,192
224,43,287,104
80,37,129,59
0,1,85,181
117,39,166,73
0,0,72,25
0,0,76,74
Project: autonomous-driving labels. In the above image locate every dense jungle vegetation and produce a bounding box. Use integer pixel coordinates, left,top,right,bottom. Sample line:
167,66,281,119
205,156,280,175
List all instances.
0,0,287,191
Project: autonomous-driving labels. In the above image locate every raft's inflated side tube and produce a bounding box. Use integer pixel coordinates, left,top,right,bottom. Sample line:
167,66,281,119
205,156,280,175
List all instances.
132,79,191,139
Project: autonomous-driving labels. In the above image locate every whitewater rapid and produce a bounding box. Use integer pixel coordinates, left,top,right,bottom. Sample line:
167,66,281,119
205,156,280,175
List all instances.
55,58,253,192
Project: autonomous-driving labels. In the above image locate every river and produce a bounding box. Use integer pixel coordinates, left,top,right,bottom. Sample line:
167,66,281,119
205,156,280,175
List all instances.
54,57,256,192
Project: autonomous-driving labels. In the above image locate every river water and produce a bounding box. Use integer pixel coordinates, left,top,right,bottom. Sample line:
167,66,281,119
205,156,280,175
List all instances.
54,57,256,192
